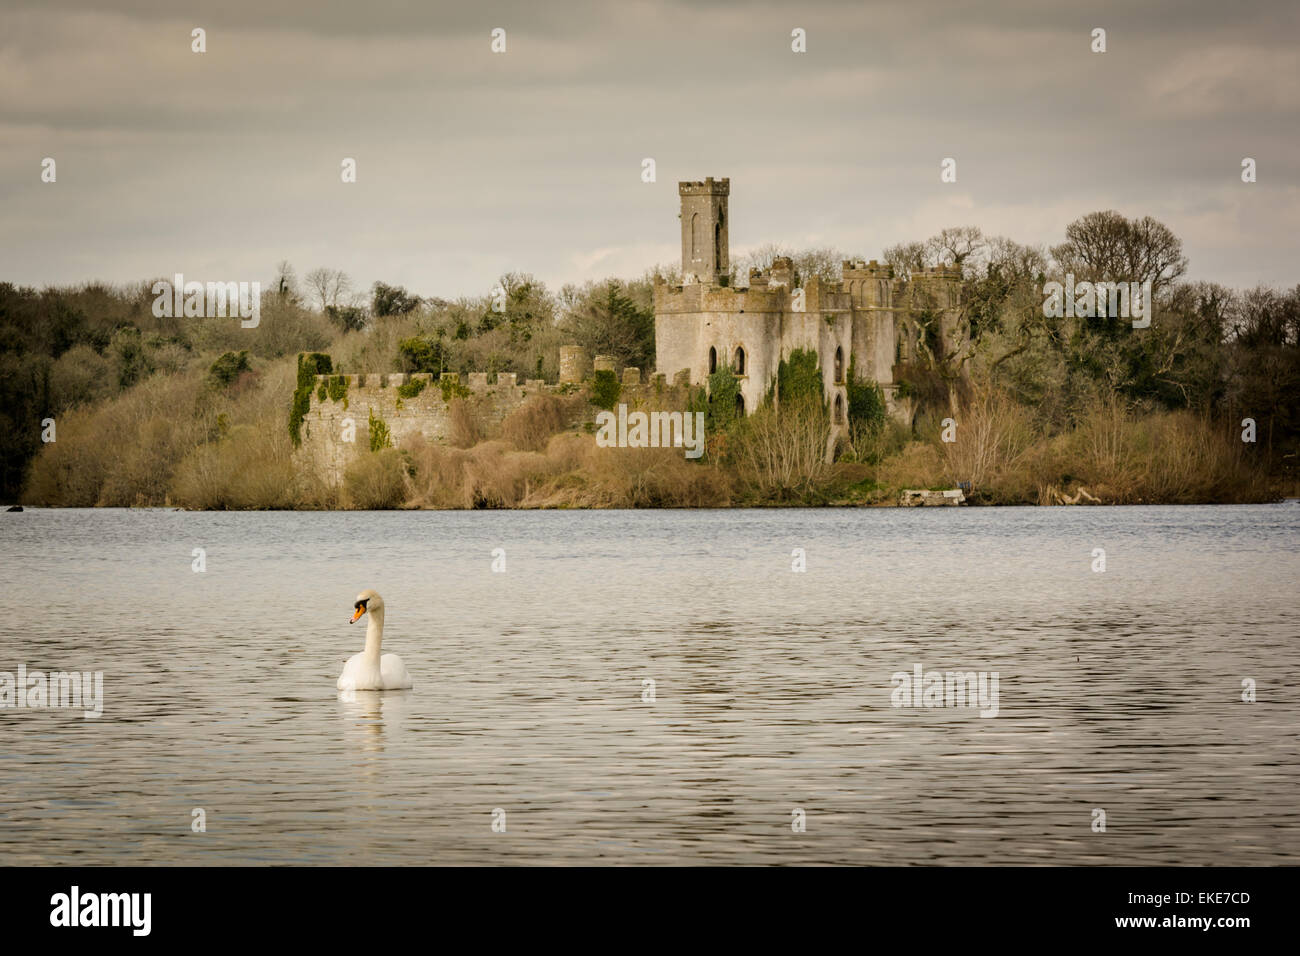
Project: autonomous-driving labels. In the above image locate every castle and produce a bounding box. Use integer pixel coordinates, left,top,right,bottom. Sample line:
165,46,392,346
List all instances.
297,176,964,481
653,177,964,427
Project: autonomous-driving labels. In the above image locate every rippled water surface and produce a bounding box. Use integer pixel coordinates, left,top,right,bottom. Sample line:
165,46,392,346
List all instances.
1,505,1298,865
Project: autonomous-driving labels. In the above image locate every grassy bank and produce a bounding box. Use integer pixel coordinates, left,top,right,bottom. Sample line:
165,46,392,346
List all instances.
21,357,1281,508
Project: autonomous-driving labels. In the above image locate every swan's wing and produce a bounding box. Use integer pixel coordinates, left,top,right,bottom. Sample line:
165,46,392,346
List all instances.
337,652,364,690
380,653,413,689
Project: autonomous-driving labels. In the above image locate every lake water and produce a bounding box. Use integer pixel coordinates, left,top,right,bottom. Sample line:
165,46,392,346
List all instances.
1,505,1297,865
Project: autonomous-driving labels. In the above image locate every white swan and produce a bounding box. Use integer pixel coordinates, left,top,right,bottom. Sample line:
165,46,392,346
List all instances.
337,589,413,691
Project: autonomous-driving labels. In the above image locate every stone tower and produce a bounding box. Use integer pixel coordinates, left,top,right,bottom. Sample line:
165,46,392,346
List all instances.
679,177,729,284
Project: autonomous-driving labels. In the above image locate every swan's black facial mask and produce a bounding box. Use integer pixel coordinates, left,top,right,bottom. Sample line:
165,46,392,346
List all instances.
349,598,369,624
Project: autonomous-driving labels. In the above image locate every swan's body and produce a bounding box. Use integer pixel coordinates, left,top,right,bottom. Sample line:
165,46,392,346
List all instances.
337,590,412,691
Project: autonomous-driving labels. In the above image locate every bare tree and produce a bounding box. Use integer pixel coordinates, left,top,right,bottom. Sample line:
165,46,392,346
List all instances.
733,244,849,287
1051,211,1187,293
986,236,1048,280
926,226,986,273
274,260,297,298
882,241,927,276
305,268,353,312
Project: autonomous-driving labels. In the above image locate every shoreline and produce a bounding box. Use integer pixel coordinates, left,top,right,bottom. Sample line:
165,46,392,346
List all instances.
7,498,1296,512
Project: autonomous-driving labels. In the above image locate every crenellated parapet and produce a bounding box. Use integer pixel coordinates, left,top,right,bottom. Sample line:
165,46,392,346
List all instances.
295,347,697,485
654,177,968,432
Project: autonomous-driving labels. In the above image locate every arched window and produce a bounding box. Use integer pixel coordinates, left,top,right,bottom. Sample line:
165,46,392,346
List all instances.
736,392,745,417
690,212,700,259
708,346,717,374
834,346,844,384
834,394,844,424
733,346,745,376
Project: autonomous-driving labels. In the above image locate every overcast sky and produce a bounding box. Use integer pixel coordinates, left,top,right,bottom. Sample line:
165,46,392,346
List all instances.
1,0,1297,300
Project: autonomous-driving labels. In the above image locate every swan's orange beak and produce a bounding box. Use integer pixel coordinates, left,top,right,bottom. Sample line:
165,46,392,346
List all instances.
349,605,365,624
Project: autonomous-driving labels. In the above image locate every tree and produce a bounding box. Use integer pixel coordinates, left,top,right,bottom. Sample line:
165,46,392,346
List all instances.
926,226,986,274
398,335,445,375
305,268,352,313
274,261,298,299
733,244,848,287
1051,211,1188,293
882,241,927,276
1226,285,1300,459
491,272,554,343
371,282,421,317
560,280,654,371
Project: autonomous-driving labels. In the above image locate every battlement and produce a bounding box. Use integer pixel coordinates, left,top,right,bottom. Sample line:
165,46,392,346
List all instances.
654,276,783,313
298,346,697,484
311,371,541,394
841,258,895,280
912,264,963,280
678,177,730,196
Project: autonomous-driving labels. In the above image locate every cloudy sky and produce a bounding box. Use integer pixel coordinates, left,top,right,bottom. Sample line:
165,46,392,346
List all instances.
1,0,1297,299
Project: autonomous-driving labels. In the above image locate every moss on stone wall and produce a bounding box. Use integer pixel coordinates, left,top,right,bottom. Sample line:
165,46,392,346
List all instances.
326,374,349,406
439,378,471,403
705,364,741,435
290,352,332,447
368,407,393,452
397,377,427,399
776,348,823,405
846,356,885,432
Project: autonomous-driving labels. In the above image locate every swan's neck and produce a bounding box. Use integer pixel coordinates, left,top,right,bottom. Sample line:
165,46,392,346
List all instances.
363,607,385,663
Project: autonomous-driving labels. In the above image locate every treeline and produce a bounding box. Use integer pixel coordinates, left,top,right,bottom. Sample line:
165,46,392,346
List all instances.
878,214,1300,473
0,266,660,502
6,208,1299,506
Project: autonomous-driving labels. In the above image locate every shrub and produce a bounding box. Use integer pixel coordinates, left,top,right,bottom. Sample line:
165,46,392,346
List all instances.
500,393,583,452
398,336,443,374
399,430,731,510
705,364,742,437
447,397,484,448
170,423,297,509
873,441,948,493
846,357,886,435
345,448,407,509
49,344,113,412
208,350,251,388
590,369,621,410
24,369,210,506
729,391,833,502
776,348,823,405
938,384,1038,497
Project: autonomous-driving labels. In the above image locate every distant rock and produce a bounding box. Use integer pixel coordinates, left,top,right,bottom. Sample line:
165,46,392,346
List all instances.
6,505,23,512
899,489,965,507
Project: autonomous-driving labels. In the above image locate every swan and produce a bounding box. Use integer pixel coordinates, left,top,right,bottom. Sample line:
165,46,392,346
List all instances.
337,589,413,691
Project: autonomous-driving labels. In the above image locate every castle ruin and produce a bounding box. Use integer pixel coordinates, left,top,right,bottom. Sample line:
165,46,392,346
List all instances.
653,176,964,428
296,176,963,481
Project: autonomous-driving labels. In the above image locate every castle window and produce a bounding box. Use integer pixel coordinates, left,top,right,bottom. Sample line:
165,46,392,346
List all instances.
834,394,844,424
733,346,746,376
736,392,745,416
708,346,717,374
834,346,844,384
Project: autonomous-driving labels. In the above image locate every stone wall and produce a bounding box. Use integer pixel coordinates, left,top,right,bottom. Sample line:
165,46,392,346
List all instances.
296,364,695,485
298,372,556,484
